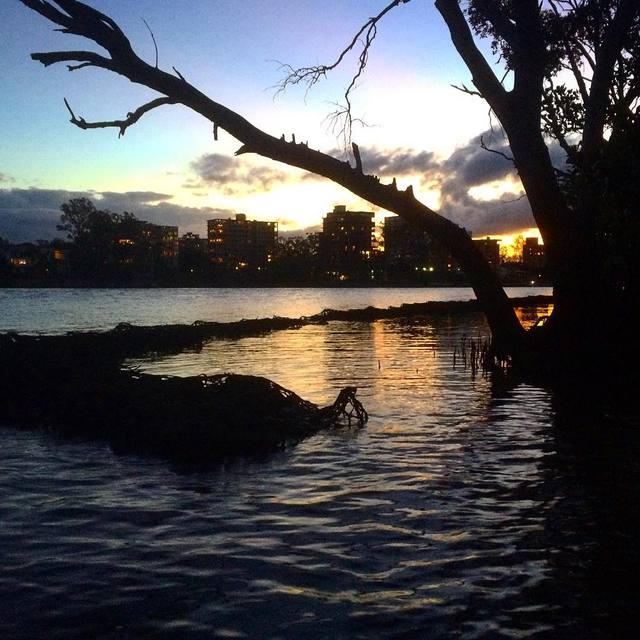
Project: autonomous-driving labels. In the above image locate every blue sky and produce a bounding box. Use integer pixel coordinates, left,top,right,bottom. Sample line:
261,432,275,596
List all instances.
0,1,540,243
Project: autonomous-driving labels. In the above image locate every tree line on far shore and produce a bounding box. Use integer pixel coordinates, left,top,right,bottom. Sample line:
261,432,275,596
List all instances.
1,197,546,288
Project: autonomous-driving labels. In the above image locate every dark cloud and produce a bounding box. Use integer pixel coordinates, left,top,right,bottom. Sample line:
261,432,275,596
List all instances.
0,188,232,242
97,191,172,210
346,130,566,236
358,148,439,178
428,130,529,234
321,147,439,179
436,130,568,235
189,153,293,195
440,192,535,237
0,188,92,242
442,132,514,190
0,210,64,243
2,132,568,241
0,188,91,210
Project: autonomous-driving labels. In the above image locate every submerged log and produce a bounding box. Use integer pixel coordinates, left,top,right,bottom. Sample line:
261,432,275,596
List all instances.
0,334,367,465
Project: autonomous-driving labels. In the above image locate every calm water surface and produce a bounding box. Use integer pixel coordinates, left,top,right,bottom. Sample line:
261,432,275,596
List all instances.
1,288,637,639
0,286,550,333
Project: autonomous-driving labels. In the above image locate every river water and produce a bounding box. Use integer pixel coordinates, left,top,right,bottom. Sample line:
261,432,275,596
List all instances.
0,286,549,334
1,287,638,639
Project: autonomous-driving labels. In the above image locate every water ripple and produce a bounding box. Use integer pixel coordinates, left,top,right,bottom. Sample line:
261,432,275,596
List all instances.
1,311,638,638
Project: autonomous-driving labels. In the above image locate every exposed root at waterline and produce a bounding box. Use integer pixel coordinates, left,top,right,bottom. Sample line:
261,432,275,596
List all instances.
0,334,368,465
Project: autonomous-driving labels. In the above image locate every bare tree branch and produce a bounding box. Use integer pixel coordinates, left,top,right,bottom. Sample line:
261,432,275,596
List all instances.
141,18,158,68
275,0,411,145
501,192,527,204
323,102,369,153
276,0,410,92
352,142,363,173
31,50,114,71
479,135,515,164
19,0,525,348
63,96,176,137
451,82,483,98
22,0,135,56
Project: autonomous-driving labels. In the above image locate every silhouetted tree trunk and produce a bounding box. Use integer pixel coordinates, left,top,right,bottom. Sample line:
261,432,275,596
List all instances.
436,0,639,369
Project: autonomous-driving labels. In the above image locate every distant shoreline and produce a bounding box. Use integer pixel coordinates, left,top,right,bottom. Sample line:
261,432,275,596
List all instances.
1,295,553,355
0,282,550,290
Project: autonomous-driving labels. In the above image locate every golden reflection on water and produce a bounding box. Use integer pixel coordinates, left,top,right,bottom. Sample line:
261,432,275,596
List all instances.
515,304,554,329
135,314,494,430
8,310,590,639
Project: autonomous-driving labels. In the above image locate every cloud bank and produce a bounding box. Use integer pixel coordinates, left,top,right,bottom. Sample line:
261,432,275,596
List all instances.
185,128,565,236
2,130,567,242
356,132,532,235
188,154,294,195
0,188,233,242
437,131,532,235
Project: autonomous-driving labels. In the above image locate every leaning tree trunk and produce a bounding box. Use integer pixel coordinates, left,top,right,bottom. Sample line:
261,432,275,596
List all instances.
21,0,527,361
436,0,640,374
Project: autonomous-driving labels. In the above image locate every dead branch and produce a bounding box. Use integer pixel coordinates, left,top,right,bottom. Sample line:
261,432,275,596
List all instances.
451,82,483,98
22,0,135,56
323,102,368,153
352,142,363,173
31,49,115,72
19,0,524,347
63,96,176,137
141,17,159,68
275,0,411,145
501,192,527,204
276,0,410,92
479,135,515,164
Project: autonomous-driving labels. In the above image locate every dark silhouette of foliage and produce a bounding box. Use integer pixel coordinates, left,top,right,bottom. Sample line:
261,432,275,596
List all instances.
272,235,321,284
57,197,99,242
56,197,162,282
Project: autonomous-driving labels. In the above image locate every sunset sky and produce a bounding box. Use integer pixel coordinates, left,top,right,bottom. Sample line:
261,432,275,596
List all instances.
0,0,550,244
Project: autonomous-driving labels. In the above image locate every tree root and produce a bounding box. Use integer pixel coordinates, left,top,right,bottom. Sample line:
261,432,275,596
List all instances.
0,335,367,466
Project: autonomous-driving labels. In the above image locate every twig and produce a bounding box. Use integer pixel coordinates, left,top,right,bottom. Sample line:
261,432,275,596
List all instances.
141,17,159,68
480,134,515,164
451,82,483,98
275,0,411,145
